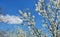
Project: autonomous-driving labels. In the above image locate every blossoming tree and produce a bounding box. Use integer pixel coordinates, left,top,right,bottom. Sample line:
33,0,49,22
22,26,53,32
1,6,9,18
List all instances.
18,0,60,37
35,0,60,37
0,0,60,37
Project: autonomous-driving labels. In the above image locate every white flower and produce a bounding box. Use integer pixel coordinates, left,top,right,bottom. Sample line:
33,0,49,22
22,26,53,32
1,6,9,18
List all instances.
42,24,47,27
38,13,41,15
28,12,30,16
28,22,30,25
48,5,51,8
44,9,46,13
49,18,54,22
35,7,39,11
35,4,37,7
19,10,23,14
24,13,27,17
32,15,35,18
50,26,52,30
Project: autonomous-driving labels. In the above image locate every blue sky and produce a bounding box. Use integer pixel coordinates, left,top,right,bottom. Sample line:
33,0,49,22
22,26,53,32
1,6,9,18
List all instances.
0,0,37,15
0,0,43,31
